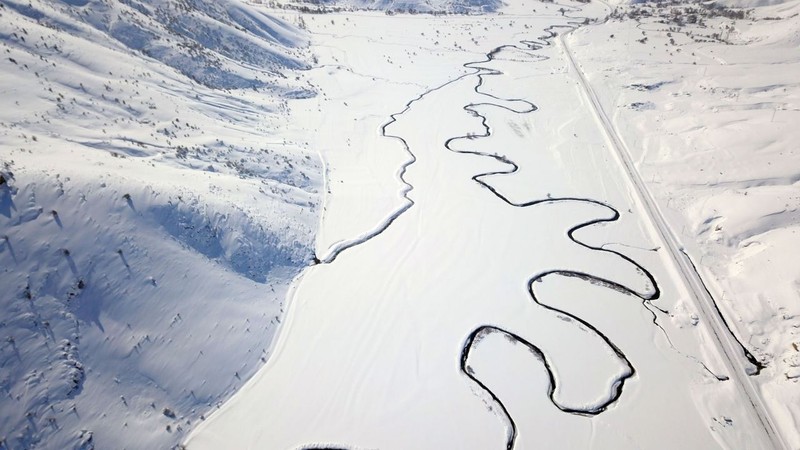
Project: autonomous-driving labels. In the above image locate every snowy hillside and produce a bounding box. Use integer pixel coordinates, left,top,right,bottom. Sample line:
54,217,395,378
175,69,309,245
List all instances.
0,0,320,448
3,0,799,447
264,0,505,14
185,0,796,448
331,0,504,13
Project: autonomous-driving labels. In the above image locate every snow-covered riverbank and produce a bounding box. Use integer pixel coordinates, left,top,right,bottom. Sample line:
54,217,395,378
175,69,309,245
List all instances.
186,2,785,448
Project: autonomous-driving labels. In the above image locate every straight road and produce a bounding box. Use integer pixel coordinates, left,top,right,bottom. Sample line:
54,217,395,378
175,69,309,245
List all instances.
558,28,788,450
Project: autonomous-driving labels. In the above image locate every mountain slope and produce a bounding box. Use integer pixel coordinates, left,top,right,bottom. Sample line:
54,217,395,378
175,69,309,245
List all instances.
0,0,320,448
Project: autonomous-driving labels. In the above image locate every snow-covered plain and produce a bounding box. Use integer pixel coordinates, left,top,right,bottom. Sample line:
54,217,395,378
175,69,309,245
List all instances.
0,0,321,448
186,1,794,448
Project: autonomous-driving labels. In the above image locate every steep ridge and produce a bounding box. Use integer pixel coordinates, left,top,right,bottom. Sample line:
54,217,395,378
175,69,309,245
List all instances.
0,0,320,448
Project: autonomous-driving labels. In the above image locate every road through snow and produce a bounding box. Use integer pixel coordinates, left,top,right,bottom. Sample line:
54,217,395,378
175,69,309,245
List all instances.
558,24,788,450
187,6,778,449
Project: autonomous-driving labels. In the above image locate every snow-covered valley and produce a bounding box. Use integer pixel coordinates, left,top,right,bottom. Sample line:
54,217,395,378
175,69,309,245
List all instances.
1,0,798,448
187,1,797,448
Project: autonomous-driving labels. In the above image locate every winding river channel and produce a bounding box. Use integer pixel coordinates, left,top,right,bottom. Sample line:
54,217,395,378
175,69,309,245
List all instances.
187,7,775,450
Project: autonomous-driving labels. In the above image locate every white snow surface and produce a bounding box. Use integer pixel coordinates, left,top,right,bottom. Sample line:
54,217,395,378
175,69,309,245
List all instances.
0,0,320,448
2,0,799,448
265,0,504,14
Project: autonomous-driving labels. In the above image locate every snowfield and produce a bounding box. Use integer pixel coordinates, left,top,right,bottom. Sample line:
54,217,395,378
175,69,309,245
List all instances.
2,0,798,448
